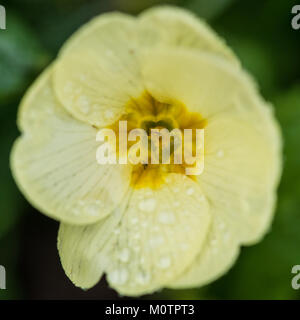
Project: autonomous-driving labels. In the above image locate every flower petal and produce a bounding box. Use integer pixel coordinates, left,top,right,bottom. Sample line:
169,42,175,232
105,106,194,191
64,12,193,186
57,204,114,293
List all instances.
200,116,279,243
140,48,281,288
168,117,279,288
58,203,126,289
141,48,281,186
59,12,135,56
11,67,131,225
58,174,210,296
138,6,238,64
141,48,240,118
168,214,240,289
53,14,144,127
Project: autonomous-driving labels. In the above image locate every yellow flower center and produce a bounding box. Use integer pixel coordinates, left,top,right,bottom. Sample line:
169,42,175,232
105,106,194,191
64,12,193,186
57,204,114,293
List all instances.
109,91,206,189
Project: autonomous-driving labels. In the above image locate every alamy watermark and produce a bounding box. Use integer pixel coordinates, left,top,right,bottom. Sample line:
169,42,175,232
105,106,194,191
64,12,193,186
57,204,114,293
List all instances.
292,5,300,30
0,5,6,30
0,265,5,290
96,121,205,176
291,265,300,290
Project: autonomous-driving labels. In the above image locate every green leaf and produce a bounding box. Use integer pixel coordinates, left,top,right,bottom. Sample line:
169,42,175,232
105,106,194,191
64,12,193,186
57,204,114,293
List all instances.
0,12,49,101
185,0,236,21
0,118,23,238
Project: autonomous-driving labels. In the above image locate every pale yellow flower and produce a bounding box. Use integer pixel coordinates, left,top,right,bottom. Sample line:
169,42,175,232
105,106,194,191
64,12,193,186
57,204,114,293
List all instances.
11,6,282,296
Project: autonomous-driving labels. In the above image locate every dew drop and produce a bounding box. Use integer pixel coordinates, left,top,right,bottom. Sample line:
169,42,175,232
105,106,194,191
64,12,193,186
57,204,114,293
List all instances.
223,231,230,242
136,271,151,285
186,187,194,196
218,222,225,230
140,257,145,265
141,221,148,228
138,198,157,212
107,270,118,284
174,201,180,207
108,268,128,285
158,211,175,225
130,217,138,225
149,235,164,248
153,226,160,232
179,242,189,251
78,200,85,206
165,176,172,183
217,149,224,158
198,195,205,201
77,95,90,114
157,256,171,269
118,248,130,263
72,207,80,216
133,232,141,239
85,203,100,216
104,110,114,120
113,228,120,235
79,73,87,81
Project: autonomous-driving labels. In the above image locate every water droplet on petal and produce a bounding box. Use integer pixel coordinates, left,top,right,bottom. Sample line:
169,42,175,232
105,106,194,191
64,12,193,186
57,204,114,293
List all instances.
174,201,180,207
108,268,128,285
140,257,145,265
165,176,172,183
133,232,141,239
141,221,148,228
78,200,85,206
114,228,120,235
118,248,130,263
149,236,164,248
85,203,100,216
153,226,160,232
218,222,225,230
79,73,87,81
224,232,230,242
157,256,171,269
72,208,80,216
77,95,90,114
138,198,157,212
136,271,151,285
179,243,189,251
158,211,175,225
104,110,114,121
186,187,194,196
130,217,138,225
217,149,224,158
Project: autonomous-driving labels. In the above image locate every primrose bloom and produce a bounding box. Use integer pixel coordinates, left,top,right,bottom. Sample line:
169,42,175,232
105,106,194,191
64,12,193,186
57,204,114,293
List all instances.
11,6,282,296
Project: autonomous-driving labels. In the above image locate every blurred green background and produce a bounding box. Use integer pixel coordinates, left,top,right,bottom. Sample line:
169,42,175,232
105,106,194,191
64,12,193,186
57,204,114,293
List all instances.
0,0,300,300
